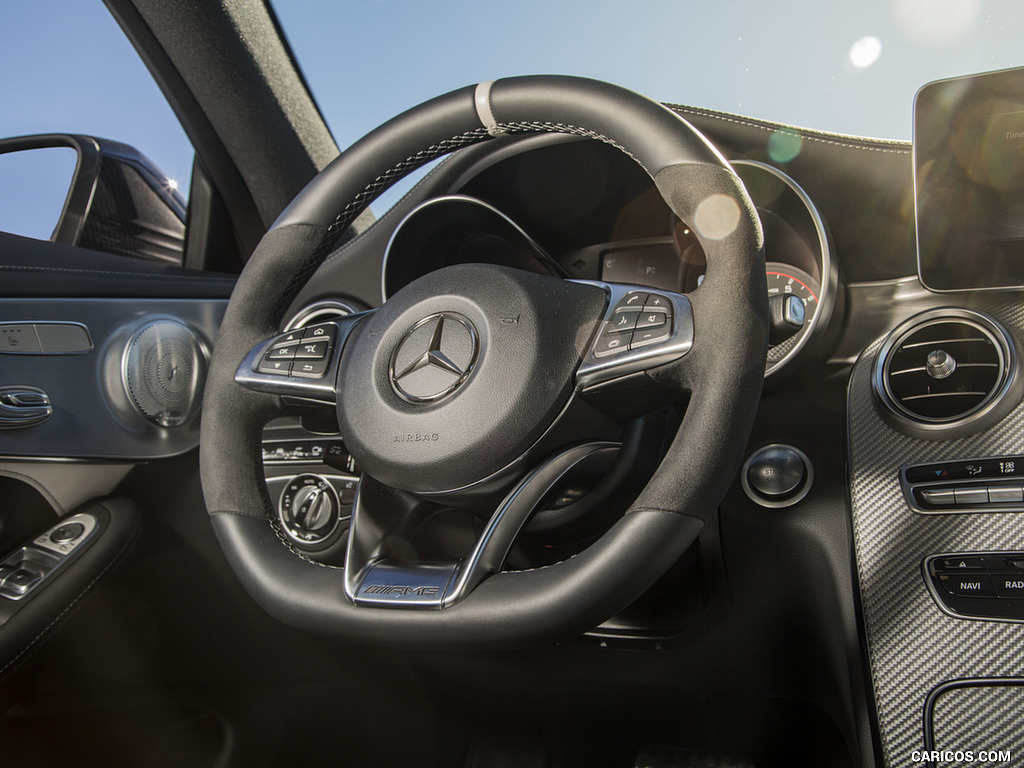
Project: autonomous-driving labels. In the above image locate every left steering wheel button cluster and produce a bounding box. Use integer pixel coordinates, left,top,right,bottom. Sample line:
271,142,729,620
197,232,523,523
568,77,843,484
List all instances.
259,323,336,378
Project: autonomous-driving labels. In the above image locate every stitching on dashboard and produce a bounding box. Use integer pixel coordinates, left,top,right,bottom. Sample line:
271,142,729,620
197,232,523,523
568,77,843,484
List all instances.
0,265,236,283
0,511,140,682
667,103,913,155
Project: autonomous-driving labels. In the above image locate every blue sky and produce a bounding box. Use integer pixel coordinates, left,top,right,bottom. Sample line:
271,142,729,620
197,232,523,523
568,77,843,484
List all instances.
2,1,1023,240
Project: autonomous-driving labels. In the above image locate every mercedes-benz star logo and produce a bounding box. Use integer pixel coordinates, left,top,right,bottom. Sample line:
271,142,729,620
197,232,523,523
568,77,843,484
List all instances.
389,312,479,403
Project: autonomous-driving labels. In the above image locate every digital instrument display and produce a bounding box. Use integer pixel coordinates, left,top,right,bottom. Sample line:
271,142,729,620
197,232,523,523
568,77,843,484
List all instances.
915,66,1024,290
599,243,682,291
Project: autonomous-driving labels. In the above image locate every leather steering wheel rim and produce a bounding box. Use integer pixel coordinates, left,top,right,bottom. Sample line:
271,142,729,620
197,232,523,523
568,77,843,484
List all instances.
200,75,768,650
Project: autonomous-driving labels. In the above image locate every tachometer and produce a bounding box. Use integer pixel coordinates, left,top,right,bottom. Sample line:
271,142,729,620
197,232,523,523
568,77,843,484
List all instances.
765,263,820,371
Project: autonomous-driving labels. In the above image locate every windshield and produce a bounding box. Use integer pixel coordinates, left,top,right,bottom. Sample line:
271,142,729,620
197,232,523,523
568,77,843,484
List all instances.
274,0,1024,145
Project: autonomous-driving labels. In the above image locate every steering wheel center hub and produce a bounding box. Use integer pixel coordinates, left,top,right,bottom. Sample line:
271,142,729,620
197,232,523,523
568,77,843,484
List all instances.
389,311,479,403
335,264,606,494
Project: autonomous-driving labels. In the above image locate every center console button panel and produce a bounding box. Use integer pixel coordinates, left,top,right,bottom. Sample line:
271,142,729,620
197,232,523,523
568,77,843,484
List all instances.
925,552,1024,620
901,456,1024,513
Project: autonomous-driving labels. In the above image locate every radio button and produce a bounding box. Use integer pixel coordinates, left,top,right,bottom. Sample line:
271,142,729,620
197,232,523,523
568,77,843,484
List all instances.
993,576,1024,598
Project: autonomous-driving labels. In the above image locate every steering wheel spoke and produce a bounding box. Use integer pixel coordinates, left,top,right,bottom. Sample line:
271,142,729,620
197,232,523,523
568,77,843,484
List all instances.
344,441,621,609
575,282,694,389
233,313,370,405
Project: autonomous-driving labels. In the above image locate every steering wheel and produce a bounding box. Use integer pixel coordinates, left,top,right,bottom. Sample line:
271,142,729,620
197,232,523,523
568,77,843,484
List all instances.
200,76,767,650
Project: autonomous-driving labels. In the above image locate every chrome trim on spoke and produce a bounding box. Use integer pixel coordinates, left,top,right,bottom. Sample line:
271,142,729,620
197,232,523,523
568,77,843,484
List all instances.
442,441,620,607
343,441,620,609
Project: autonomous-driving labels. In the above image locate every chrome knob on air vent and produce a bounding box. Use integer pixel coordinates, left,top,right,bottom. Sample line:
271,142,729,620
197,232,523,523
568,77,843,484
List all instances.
925,349,956,379
872,309,1021,439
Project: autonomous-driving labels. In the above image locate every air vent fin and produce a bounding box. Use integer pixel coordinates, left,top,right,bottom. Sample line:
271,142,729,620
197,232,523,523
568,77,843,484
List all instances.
873,310,1019,437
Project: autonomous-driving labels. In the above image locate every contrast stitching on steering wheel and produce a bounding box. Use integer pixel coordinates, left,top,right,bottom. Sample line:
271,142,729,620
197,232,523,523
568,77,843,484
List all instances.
319,156,455,270
267,516,344,570
276,122,644,324
318,122,641,246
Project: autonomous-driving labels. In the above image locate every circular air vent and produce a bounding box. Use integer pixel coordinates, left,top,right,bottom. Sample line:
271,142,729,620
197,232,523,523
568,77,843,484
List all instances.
283,299,356,332
873,309,1020,438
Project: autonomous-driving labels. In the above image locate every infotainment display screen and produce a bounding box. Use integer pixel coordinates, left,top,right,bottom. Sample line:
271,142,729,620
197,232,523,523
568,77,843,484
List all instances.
915,66,1024,291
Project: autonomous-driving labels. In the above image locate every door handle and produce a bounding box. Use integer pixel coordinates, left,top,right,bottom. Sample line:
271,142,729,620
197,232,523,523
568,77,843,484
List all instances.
0,386,52,429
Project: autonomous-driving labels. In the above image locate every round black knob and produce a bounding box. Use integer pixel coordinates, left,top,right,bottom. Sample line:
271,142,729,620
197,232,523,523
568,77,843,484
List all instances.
50,522,85,543
741,444,813,508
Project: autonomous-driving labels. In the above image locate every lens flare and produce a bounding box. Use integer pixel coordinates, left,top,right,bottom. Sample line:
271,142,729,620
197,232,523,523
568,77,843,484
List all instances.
767,130,803,163
849,35,882,69
693,194,741,241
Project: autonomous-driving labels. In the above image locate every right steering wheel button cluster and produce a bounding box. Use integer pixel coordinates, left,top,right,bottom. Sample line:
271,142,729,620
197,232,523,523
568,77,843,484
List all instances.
576,283,694,388
593,290,675,358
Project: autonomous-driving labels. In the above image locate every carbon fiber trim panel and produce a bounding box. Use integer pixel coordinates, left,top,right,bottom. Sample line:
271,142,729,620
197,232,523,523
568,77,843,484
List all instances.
849,301,1024,767
930,683,1024,756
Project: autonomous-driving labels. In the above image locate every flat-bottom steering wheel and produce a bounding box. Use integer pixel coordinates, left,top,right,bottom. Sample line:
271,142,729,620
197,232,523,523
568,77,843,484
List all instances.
200,76,768,650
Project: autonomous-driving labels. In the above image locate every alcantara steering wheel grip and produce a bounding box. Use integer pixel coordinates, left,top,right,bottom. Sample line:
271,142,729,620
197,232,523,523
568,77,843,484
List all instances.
200,75,767,650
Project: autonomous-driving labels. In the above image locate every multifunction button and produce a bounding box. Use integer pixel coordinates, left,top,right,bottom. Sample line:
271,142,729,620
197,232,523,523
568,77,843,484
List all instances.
594,292,674,358
258,323,337,378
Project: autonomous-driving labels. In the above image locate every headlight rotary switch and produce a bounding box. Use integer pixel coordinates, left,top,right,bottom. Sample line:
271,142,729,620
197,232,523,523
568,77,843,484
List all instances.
279,474,341,545
741,444,813,508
